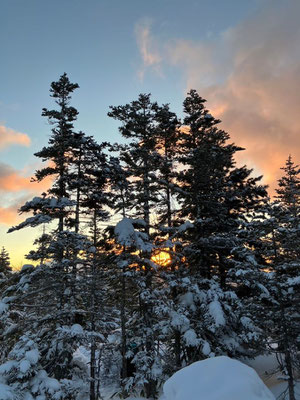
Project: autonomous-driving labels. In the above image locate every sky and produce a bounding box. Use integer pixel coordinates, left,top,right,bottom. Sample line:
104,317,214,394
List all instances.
1,0,300,268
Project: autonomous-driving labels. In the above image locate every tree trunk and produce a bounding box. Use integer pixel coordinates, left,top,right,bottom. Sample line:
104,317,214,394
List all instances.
120,262,128,397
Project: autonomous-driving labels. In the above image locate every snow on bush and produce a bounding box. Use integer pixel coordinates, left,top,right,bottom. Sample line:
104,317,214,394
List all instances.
0,383,14,400
163,356,275,400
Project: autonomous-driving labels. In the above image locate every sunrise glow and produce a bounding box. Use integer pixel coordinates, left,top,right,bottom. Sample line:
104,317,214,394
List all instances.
151,249,172,267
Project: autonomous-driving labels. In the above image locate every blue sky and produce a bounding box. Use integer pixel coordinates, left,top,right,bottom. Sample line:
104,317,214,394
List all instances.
1,0,261,167
1,0,300,267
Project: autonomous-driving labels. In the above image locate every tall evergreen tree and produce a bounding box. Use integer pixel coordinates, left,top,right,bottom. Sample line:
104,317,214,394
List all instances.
35,72,79,233
177,89,267,282
167,89,268,366
4,74,94,400
257,156,300,400
108,94,162,398
154,103,180,230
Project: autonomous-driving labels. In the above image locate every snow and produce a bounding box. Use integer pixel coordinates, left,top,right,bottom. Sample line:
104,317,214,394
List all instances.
208,300,225,327
0,301,8,314
162,356,275,400
183,329,199,346
25,349,39,364
0,383,14,400
202,341,211,356
70,324,84,336
21,264,34,273
287,276,300,285
19,359,31,374
176,221,193,234
270,381,300,399
170,311,189,332
114,218,152,252
9,214,52,231
31,370,61,396
243,353,300,399
179,291,196,311
0,361,16,374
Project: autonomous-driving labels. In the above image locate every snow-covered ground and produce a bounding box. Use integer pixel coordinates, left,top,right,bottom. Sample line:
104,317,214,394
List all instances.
244,354,300,399
107,354,300,400
271,382,300,399
2,353,296,400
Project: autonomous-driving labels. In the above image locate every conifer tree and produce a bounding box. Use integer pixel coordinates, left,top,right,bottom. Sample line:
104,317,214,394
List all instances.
152,104,185,372
108,94,161,231
3,78,296,400
105,154,134,394
5,74,93,399
258,156,300,400
177,89,266,282
0,247,12,276
168,89,268,366
108,94,162,398
154,103,179,230
71,137,113,400
35,72,79,233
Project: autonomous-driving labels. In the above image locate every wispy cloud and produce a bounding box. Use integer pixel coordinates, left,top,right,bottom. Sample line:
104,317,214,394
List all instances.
0,125,31,149
135,20,163,80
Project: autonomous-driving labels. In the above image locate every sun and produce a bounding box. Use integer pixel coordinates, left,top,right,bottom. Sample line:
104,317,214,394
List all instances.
151,249,172,267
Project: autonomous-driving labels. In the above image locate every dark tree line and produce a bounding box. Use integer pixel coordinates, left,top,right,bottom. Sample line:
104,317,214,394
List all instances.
0,74,299,400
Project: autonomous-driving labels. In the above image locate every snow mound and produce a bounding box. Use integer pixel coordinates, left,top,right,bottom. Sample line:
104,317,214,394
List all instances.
0,383,14,400
163,356,275,400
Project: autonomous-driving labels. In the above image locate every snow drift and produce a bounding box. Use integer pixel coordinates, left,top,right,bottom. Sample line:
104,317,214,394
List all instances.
163,356,275,400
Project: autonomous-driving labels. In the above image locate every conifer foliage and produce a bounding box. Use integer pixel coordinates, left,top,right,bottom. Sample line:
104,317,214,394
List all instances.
0,247,11,276
257,156,300,400
1,74,299,400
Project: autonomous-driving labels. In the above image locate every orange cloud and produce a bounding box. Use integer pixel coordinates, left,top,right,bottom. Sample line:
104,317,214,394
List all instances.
0,162,51,193
0,125,30,149
149,0,300,195
135,20,163,80
0,162,52,225
201,2,300,195
0,206,19,225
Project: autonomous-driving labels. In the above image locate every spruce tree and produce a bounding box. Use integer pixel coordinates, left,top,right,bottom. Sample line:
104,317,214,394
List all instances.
35,72,79,233
258,156,300,400
154,103,180,230
5,74,93,399
168,89,268,365
152,103,184,372
108,94,162,398
0,247,12,276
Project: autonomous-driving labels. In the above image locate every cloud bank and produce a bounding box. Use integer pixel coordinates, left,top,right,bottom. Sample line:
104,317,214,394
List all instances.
137,0,300,194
